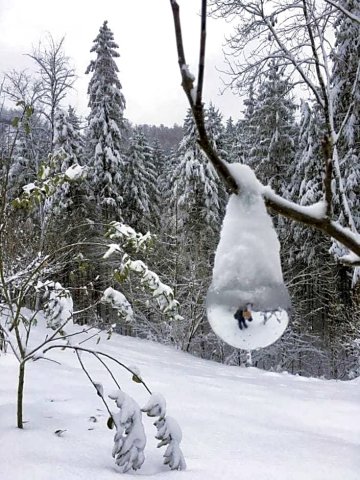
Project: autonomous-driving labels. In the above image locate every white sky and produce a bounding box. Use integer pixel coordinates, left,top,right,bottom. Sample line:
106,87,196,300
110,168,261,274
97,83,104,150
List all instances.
0,0,243,126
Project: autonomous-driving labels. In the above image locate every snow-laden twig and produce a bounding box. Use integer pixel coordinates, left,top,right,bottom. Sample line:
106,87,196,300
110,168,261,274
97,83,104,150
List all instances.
142,393,186,471
101,287,133,322
118,254,182,320
109,390,146,472
106,221,152,253
324,0,360,24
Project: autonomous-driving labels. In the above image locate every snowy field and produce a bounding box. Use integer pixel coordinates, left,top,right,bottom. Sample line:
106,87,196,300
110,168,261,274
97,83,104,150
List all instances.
1,322,359,480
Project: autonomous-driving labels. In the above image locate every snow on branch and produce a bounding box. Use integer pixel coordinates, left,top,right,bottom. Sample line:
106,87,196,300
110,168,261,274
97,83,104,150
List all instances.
13,162,85,210
101,287,133,322
142,393,186,471
263,187,360,259
336,253,360,268
64,164,86,181
3,254,49,290
118,255,182,320
38,280,73,329
109,390,146,472
106,221,152,253
325,0,360,24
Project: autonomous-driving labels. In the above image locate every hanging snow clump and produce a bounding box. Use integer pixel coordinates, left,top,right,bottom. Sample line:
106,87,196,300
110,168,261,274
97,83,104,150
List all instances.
207,164,290,350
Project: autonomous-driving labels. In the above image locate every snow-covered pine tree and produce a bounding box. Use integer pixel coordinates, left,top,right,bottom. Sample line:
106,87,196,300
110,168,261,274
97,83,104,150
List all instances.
170,109,221,238
151,137,171,216
7,130,35,202
288,102,323,208
238,83,257,166
205,104,225,155
51,106,84,215
242,62,297,195
285,101,325,262
223,116,241,164
327,0,360,360
151,138,167,193
85,20,126,221
122,127,160,232
283,99,356,377
205,104,227,214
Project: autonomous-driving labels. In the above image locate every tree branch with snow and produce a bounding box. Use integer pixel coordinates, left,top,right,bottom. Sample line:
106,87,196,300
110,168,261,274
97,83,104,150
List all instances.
169,0,360,265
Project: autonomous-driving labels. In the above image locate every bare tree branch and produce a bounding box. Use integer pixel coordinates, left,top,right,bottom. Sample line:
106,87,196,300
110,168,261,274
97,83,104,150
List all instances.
169,0,360,260
196,0,207,106
27,35,76,143
42,344,152,395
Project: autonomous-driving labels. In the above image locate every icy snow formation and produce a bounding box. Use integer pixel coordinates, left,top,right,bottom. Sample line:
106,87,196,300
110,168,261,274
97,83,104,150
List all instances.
207,164,290,350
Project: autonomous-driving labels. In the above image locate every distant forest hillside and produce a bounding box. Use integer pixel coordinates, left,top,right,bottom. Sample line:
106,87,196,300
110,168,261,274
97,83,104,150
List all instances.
138,123,183,153
1,108,183,154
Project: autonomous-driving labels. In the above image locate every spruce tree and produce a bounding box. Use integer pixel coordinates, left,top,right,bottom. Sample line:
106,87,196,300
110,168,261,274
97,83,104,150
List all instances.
165,110,223,353
122,128,159,232
85,20,126,220
170,109,221,238
238,83,257,165
223,117,240,164
8,132,34,202
242,63,297,194
52,106,84,215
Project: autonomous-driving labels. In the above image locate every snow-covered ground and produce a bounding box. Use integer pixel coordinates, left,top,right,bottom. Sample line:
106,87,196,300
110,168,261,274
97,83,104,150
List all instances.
1,322,359,480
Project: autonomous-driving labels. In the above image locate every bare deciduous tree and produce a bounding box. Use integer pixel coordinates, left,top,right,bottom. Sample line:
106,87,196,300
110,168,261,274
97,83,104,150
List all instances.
4,70,43,108
27,35,76,144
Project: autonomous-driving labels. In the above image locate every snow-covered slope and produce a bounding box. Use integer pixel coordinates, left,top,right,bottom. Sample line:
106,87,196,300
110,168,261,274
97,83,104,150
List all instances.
1,322,359,480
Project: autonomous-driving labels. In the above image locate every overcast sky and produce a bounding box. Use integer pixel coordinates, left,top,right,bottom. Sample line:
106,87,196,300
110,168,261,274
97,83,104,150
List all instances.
0,0,243,126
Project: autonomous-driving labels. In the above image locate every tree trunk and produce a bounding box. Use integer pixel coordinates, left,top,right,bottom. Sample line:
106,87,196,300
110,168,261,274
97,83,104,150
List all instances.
17,361,25,429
